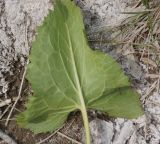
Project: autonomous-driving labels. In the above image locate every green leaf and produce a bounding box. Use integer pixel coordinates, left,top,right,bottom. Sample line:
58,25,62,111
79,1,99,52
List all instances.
17,0,143,143
142,0,150,8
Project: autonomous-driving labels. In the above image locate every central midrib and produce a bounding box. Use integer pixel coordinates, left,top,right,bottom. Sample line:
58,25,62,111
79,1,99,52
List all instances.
65,23,86,109
65,20,90,144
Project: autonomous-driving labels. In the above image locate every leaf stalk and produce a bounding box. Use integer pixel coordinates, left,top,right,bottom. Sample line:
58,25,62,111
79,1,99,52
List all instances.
81,107,91,144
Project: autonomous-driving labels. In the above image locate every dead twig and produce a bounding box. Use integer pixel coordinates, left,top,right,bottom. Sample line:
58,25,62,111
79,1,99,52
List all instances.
0,104,11,119
57,132,82,144
36,128,61,144
0,129,17,144
36,113,79,144
37,125,82,144
145,74,160,79
141,80,158,102
5,59,29,126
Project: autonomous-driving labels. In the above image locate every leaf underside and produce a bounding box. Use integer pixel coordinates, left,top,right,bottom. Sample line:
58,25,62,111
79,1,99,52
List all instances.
17,0,143,133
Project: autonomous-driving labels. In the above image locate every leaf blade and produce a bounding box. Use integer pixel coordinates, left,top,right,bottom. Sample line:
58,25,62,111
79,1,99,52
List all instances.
17,0,143,135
